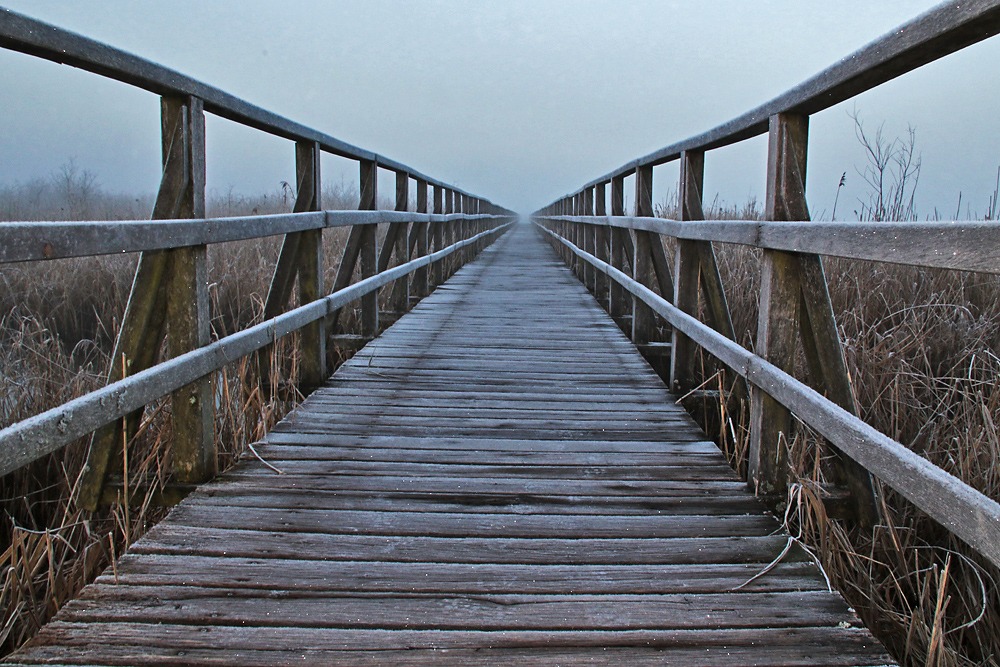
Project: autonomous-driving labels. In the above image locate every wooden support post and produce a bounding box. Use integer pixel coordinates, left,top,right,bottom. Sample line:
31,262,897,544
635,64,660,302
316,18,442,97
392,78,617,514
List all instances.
750,115,805,498
671,150,704,395
359,159,378,337
431,185,444,286
577,194,586,279
632,165,656,344
444,190,455,279
609,175,630,331
328,158,377,334
583,187,595,292
260,141,324,392
78,95,213,508
670,151,705,395
163,97,213,485
376,171,409,319
294,142,325,391
749,114,878,523
454,194,464,271
594,182,610,307
411,179,429,299
564,199,572,264
672,149,747,397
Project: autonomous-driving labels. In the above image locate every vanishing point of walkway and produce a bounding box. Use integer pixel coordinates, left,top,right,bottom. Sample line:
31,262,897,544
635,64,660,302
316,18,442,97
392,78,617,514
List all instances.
7,224,892,666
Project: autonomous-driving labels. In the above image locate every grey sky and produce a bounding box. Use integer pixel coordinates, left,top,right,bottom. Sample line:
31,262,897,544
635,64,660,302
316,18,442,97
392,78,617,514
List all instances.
2,1,998,216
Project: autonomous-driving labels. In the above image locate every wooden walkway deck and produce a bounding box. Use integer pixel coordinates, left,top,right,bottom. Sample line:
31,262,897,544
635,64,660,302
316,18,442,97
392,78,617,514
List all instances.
7,224,893,666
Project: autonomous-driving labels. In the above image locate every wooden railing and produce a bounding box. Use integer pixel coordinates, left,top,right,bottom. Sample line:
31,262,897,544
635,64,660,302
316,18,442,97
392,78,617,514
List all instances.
0,8,515,508
533,0,1000,570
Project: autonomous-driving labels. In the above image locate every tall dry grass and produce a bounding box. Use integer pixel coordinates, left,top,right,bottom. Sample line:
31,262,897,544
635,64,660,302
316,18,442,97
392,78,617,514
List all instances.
0,168,391,655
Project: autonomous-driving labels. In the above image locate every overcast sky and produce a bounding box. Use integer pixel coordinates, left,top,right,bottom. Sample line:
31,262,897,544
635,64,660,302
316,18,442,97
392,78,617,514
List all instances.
2,1,999,216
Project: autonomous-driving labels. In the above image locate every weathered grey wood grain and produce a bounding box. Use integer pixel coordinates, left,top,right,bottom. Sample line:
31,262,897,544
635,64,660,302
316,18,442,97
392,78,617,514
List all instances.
22,624,893,667
59,587,855,630
0,211,506,264
538,214,1000,274
132,525,806,564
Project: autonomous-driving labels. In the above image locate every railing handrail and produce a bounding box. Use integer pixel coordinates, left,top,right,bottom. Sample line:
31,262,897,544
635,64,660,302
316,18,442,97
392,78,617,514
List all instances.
0,7,502,204
0,211,507,263
543,214,1000,274
552,0,1000,198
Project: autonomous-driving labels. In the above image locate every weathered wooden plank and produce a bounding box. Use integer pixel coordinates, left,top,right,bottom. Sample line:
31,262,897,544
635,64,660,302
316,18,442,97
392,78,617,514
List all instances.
243,445,725,465
204,460,740,481
161,505,778,538
261,432,717,451
189,473,751,497
22,623,895,667
102,557,826,594
131,525,807,564
280,409,696,426
181,489,766,516
60,587,854,630
265,425,710,441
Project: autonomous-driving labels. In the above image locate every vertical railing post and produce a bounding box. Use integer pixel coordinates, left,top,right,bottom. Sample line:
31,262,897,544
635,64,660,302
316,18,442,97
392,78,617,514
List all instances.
258,141,324,391
609,174,629,332
358,158,378,337
671,150,704,394
328,159,378,338
564,198,573,265
632,165,655,344
377,170,409,319
575,193,584,279
750,114,805,498
459,194,469,267
445,189,456,279
749,113,878,520
294,142,326,391
431,185,444,286
583,187,595,292
671,149,745,401
594,181,610,309
411,178,429,300
558,199,568,262
165,96,213,485
79,95,213,508
566,194,580,279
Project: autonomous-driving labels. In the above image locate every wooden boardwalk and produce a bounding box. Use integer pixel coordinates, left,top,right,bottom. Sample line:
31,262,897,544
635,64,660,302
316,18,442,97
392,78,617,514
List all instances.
7,224,892,666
